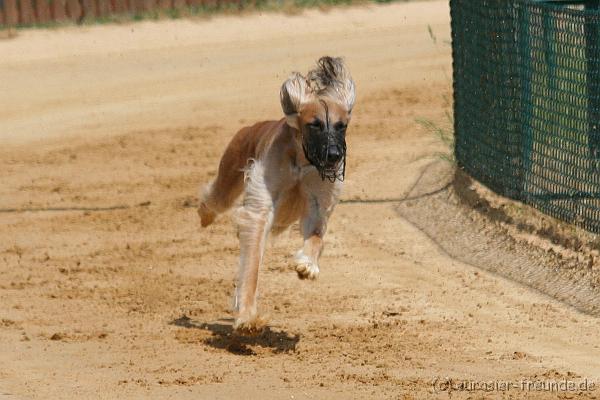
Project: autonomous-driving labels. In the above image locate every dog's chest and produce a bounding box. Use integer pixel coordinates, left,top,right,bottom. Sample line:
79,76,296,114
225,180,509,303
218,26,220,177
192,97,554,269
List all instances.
289,160,316,181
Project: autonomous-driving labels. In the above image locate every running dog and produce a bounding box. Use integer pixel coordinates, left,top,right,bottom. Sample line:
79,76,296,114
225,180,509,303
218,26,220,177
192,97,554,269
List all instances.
198,56,356,331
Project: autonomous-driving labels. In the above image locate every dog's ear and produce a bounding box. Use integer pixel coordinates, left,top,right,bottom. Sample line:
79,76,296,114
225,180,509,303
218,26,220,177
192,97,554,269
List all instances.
280,72,312,129
308,56,356,114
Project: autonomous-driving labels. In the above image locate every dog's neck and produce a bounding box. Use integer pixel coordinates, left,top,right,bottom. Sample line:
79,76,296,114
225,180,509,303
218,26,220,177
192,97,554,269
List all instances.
283,124,309,168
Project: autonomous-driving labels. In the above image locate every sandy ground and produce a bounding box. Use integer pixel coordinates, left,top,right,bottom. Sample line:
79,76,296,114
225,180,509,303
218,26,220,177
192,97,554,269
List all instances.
2,1,600,399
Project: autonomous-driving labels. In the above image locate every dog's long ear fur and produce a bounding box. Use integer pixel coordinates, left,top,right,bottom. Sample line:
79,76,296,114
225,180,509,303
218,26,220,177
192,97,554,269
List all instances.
307,56,356,113
280,72,313,129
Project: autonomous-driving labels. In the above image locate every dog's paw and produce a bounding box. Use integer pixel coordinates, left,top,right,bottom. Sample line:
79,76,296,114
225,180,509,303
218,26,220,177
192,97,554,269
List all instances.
294,251,319,280
233,313,267,336
296,262,319,280
197,203,216,227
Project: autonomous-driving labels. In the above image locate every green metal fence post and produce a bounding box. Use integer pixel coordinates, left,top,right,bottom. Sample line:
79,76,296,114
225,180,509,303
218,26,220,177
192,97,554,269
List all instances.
519,2,533,202
586,0,600,168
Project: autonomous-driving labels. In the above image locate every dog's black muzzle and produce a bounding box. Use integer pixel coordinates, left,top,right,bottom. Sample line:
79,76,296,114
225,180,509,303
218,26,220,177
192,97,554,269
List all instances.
302,128,346,182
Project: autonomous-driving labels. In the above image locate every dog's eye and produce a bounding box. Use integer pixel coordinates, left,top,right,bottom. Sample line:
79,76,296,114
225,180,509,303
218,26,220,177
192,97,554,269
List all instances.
334,122,347,131
308,120,322,130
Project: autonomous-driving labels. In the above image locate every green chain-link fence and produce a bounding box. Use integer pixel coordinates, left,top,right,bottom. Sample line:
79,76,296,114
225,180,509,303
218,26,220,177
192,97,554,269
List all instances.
451,0,600,232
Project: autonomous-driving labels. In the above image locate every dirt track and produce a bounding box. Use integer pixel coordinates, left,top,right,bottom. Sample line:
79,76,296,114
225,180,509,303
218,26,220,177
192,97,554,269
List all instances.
2,2,600,399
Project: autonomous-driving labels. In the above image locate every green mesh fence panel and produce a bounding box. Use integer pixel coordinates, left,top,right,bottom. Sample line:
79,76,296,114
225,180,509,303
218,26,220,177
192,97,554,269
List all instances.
451,0,600,232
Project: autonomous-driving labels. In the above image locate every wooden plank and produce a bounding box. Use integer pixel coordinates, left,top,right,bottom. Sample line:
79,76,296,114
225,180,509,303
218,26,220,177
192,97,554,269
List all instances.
143,0,155,11
35,0,51,23
81,0,96,19
95,0,110,17
125,0,132,13
132,0,144,13
172,0,185,9
19,0,37,24
5,0,17,22
4,0,18,25
157,0,170,10
51,0,68,20
111,0,123,13
66,0,81,20
113,0,129,13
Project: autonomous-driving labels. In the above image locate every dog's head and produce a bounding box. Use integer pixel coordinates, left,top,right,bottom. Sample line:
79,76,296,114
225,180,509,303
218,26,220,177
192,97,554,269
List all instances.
280,56,356,182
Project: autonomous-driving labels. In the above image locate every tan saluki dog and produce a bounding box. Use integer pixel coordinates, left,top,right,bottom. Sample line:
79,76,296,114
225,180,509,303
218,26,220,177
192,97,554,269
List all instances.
198,56,356,331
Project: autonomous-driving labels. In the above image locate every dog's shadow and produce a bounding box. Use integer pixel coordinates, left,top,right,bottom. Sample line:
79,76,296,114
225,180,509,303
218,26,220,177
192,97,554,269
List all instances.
170,315,300,356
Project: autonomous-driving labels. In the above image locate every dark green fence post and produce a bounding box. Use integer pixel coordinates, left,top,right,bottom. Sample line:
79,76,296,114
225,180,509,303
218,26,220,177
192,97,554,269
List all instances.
518,2,533,202
586,0,600,168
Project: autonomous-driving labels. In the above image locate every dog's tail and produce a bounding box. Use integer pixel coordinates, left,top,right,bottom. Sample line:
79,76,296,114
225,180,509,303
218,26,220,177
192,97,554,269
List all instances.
198,182,218,227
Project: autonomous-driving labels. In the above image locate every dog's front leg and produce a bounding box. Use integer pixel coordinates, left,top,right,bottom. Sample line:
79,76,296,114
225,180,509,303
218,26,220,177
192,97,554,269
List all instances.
295,189,337,279
295,176,342,280
233,162,273,331
294,226,324,280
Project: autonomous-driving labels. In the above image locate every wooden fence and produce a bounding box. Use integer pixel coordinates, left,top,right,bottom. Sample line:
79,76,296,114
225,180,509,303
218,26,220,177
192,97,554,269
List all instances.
0,0,225,26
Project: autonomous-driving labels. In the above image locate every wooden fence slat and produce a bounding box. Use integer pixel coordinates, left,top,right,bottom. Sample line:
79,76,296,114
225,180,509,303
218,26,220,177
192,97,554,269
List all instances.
139,0,154,12
81,0,96,18
66,0,81,20
0,0,256,26
132,0,144,12
143,0,155,12
19,0,37,24
112,0,127,13
96,0,110,17
82,0,96,17
5,0,18,24
51,0,68,20
157,0,169,9
35,0,51,23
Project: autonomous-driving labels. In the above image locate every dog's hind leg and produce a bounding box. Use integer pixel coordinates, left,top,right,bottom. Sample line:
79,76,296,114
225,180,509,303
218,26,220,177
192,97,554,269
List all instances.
198,154,246,228
232,161,273,331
